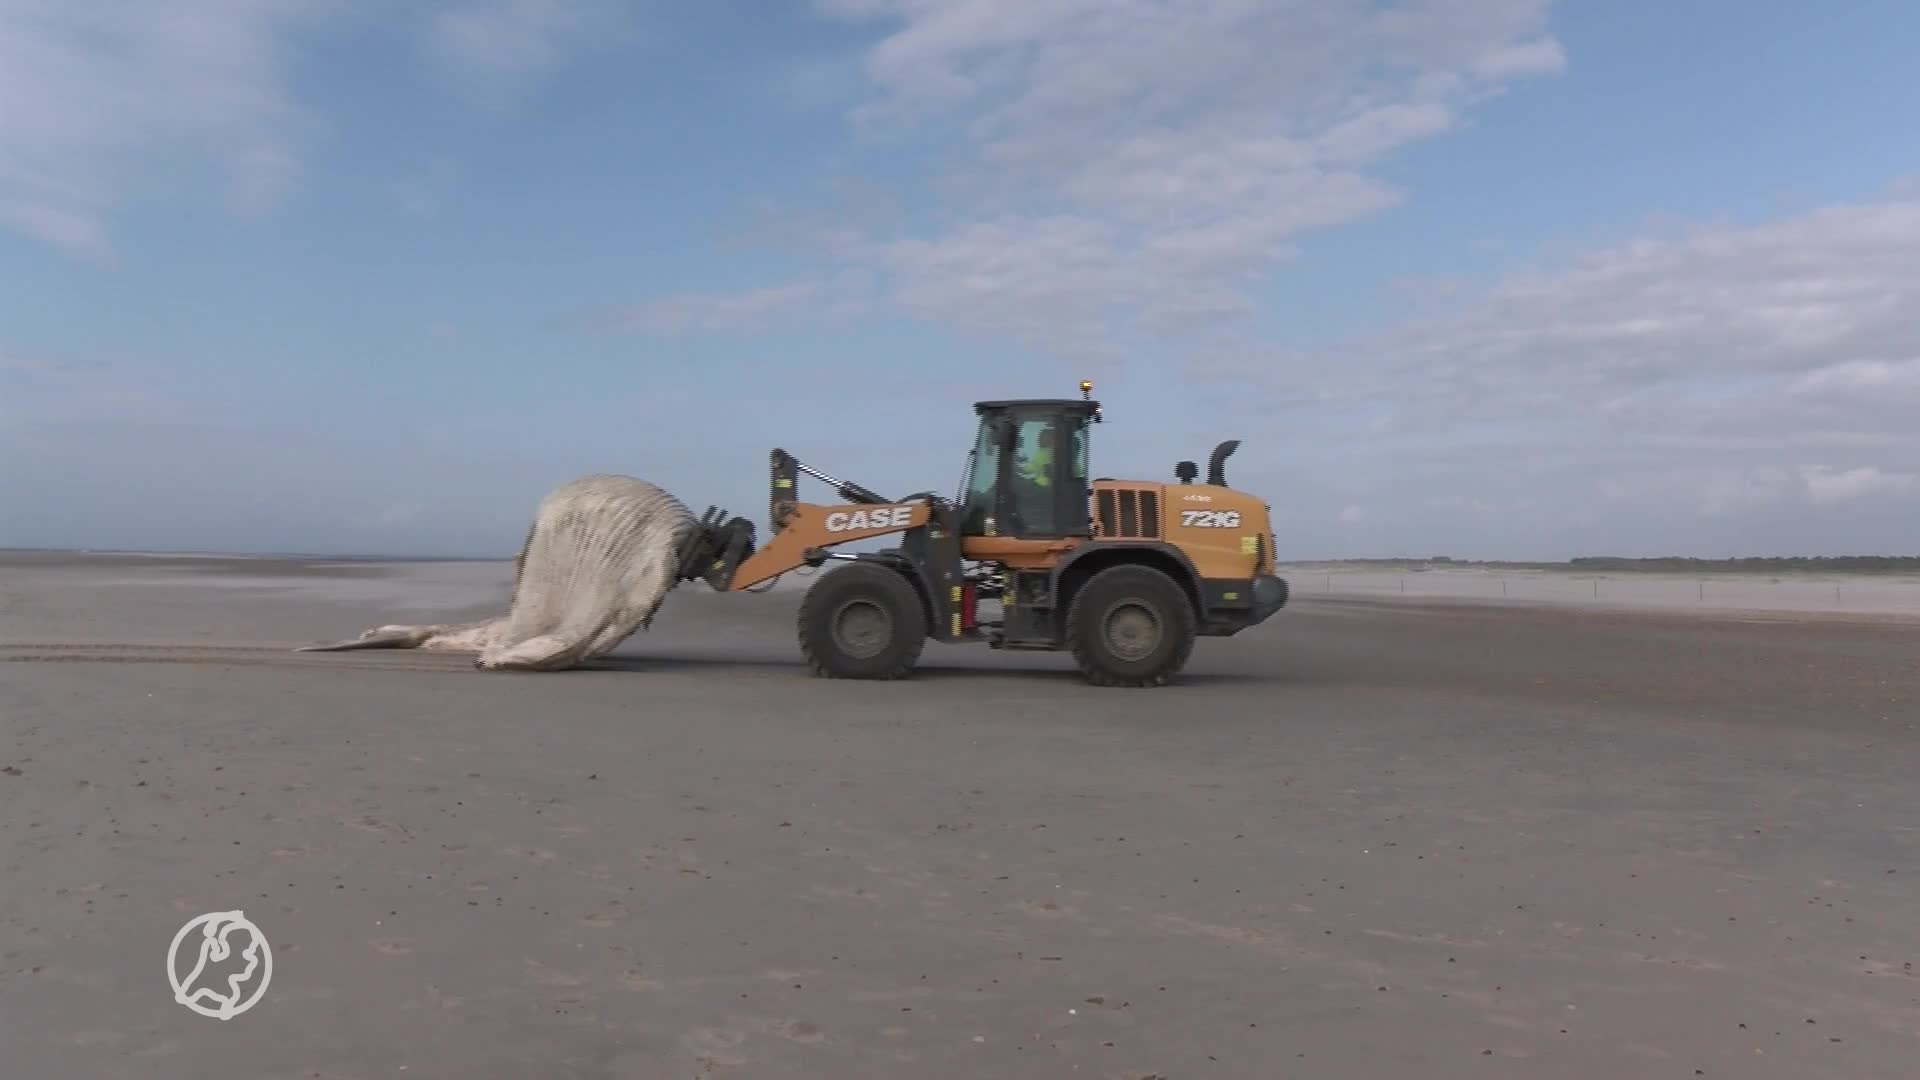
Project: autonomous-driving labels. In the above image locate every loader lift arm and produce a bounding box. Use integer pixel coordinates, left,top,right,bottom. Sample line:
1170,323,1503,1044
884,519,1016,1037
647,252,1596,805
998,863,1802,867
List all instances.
774,448,890,511
679,449,969,644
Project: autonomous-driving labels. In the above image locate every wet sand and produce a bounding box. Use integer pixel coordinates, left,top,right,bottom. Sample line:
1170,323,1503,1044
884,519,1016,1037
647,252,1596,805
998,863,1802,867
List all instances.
2,553,1918,1079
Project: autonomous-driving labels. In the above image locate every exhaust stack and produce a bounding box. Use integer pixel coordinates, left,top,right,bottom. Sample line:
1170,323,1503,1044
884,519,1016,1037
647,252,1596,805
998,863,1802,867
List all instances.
1206,440,1240,487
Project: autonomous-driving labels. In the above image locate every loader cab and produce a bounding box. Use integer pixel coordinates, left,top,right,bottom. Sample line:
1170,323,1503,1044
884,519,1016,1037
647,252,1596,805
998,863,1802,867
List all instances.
958,399,1097,539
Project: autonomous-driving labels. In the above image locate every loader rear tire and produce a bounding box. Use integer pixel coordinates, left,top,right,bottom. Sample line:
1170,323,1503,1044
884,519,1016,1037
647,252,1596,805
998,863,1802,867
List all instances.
798,560,927,680
1065,564,1196,687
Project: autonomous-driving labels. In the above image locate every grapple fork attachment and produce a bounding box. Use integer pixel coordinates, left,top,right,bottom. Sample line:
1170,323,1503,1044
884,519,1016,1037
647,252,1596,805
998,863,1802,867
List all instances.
680,504,757,592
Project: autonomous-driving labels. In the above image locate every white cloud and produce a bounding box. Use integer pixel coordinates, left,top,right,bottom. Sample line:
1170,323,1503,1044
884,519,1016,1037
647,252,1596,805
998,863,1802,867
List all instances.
0,348,187,428
1427,494,1495,513
0,202,109,258
628,0,1562,360
602,281,828,334
596,271,878,335
425,0,632,101
1214,191,1920,547
1699,466,1802,518
1277,195,1920,450
1689,464,1916,517
1791,357,1920,399
1801,465,1917,505
0,2,626,254
0,0,333,255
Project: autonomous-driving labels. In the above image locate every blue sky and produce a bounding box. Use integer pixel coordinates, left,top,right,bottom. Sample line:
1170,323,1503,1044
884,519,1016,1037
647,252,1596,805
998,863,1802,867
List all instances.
4,0,1918,560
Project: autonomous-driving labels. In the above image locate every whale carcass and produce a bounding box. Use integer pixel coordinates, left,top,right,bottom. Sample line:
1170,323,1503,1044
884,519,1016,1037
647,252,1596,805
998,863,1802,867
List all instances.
297,473,740,671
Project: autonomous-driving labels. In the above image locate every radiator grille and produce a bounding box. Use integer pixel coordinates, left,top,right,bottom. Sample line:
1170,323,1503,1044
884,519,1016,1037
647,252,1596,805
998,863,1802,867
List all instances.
1094,487,1160,539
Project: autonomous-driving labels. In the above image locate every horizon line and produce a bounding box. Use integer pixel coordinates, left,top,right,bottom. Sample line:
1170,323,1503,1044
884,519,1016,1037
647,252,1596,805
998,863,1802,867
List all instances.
5,546,1917,566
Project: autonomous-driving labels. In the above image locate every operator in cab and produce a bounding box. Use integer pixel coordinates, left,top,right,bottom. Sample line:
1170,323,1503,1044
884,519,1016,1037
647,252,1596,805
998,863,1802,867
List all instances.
1017,425,1054,487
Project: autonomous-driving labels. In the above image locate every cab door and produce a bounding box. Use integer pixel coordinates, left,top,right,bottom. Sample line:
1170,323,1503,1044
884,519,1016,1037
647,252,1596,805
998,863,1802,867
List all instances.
958,406,1093,540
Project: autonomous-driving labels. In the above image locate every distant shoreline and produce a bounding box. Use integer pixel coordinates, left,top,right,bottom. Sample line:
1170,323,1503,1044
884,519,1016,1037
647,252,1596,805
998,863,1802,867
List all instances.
1282,556,1920,575
7,547,1918,575
0,547,505,564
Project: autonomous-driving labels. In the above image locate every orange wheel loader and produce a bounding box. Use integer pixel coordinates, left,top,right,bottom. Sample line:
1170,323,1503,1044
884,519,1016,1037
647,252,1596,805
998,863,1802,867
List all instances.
677,381,1289,687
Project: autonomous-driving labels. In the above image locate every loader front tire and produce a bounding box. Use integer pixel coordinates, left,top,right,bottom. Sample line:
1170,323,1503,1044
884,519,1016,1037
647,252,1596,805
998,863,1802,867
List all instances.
1065,564,1196,687
798,560,927,680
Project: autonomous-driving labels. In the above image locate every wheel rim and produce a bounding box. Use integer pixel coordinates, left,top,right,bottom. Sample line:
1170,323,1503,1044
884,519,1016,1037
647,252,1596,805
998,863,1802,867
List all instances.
1101,600,1161,661
832,598,892,659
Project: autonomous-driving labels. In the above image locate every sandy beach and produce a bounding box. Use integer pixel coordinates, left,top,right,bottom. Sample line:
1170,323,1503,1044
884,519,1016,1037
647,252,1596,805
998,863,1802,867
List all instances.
3,552,1918,1079
1285,562,1920,619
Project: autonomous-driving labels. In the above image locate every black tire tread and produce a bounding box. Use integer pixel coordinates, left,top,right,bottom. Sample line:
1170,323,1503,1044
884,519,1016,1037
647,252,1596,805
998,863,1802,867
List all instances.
1064,564,1197,688
796,560,927,680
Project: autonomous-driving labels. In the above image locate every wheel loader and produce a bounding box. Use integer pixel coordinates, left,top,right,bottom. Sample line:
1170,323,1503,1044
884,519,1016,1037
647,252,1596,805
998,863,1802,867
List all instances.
681,381,1288,687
